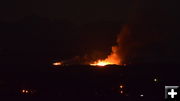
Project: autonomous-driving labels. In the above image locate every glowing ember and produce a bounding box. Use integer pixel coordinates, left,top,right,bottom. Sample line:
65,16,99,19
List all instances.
52,62,62,66
90,46,121,66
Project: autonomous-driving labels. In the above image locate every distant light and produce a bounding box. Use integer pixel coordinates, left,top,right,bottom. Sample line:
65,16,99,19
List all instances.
21,89,33,94
25,90,29,93
154,78,158,82
22,90,26,93
120,90,123,94
120,85,124,89
140,94,144,97
21,89,29,94
53,62,62,66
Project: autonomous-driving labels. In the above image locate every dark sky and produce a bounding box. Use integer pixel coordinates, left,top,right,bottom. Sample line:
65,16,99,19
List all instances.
0,0,134,23
0,0,179,71
115,0,180,64
0,0,133,54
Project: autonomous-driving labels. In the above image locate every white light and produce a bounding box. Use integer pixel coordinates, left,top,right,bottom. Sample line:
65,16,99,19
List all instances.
140,94,144,97
154,78,158,82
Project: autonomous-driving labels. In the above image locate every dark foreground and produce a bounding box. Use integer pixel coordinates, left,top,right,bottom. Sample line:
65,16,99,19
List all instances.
0,64,179,101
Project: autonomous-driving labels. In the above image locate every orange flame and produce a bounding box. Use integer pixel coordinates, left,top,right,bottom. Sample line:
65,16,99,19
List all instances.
90,60,113,66
90,46,121,66
52,61,62,66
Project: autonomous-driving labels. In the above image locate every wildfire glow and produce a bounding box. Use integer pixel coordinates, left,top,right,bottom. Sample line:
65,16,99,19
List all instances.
90,46,121,66
90,60,113,66
52,62,62,66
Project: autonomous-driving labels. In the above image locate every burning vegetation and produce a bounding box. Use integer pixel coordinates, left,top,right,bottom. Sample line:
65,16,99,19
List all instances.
52,25,133,67
89,25,131,66
90,46,121,66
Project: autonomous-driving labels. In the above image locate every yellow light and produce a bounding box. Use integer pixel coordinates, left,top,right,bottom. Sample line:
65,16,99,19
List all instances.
95,61,109,66
90,60,112,66
53,62,62,66
120,85,124,89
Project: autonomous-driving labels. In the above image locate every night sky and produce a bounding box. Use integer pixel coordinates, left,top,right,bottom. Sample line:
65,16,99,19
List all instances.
0,0,179,71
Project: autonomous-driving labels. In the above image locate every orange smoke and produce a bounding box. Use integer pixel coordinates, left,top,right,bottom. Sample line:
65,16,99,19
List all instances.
90,46,121,66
